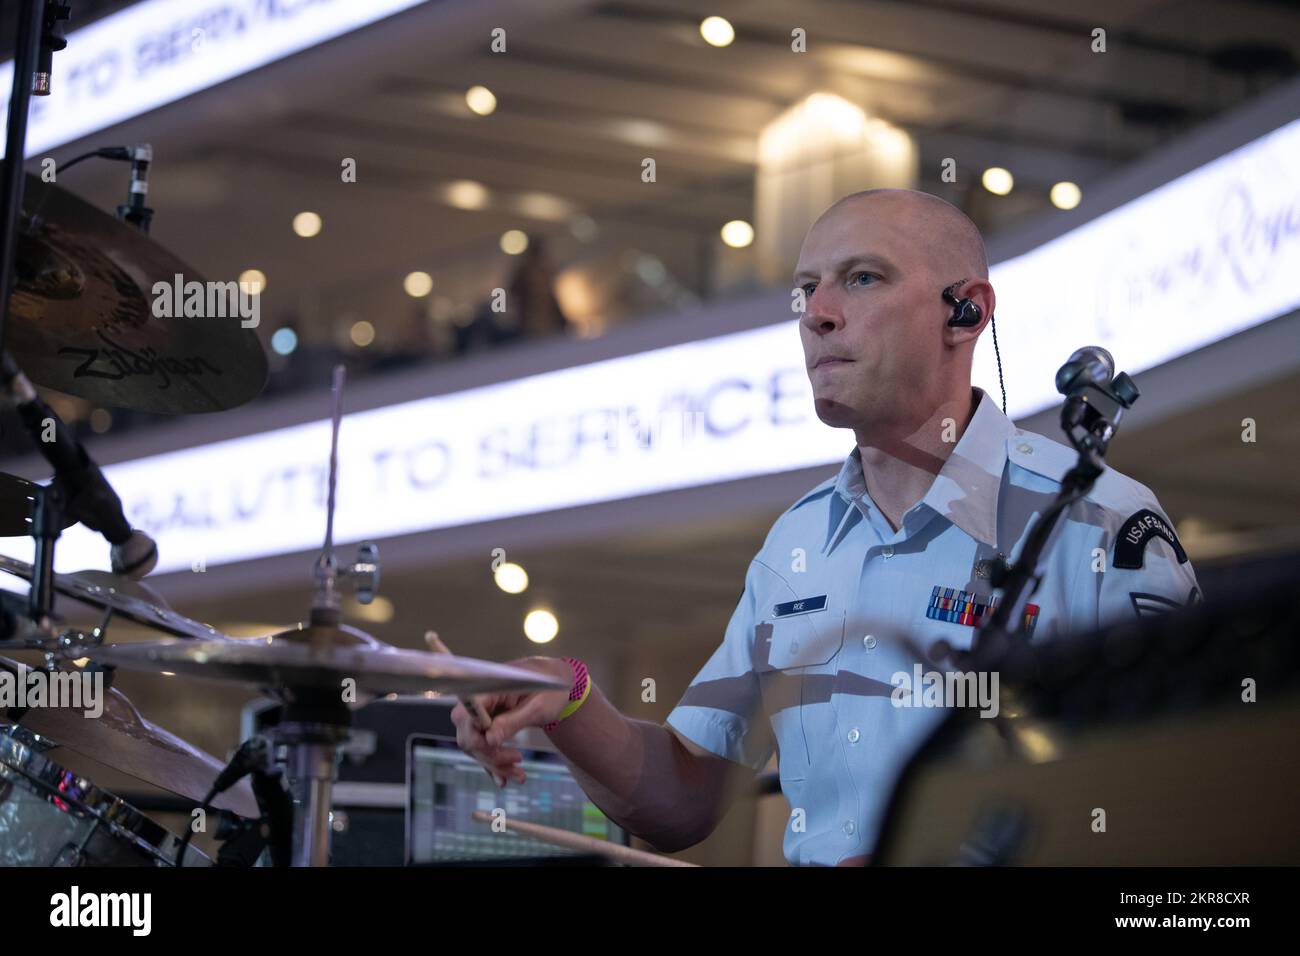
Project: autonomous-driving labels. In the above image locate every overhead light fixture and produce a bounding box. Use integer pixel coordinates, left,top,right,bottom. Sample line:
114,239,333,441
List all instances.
238,269,266,295
404,271,434,297
350,320,375,347
699,16,735,47
500,229,529,255
720,219,754,248
515,191,574,221
1050,181,1081,210
494,562,529,594
293,211,322,237
524,608,558,644
445,179,490,210
465,85,497,116
982,167,1014,196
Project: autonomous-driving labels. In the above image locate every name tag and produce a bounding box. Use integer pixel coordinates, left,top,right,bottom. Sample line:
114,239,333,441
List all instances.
773,595,827,618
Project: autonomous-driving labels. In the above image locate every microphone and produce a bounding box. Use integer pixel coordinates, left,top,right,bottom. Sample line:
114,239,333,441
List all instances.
1055,346,1114,397
111,531,159,579
0,352,158,579
116,144,154,235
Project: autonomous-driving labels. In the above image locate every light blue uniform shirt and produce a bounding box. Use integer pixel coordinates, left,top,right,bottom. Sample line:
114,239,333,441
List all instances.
666,387,1201,865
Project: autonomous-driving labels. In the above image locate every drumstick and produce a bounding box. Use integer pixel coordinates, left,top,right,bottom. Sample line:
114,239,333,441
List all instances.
424,630,493,731
470,810,698,867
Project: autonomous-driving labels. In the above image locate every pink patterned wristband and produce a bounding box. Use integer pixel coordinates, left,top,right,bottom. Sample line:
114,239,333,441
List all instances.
543,657,589,731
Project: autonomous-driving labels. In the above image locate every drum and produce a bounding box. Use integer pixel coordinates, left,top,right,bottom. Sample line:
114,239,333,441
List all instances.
0,726,211,867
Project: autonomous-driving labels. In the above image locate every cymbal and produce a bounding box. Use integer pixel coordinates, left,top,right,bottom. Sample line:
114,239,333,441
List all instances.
88,624,568,697
4,174,267,413
1,656,259,817
0,473,76,537
0,554,225,641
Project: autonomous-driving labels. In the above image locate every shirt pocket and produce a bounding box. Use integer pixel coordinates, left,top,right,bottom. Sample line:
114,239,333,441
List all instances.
750,573,846,779
763,608,846,670
750,562,846,672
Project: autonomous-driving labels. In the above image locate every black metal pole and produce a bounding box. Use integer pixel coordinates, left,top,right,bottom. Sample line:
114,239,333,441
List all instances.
28,481,62,622
0,0,46,353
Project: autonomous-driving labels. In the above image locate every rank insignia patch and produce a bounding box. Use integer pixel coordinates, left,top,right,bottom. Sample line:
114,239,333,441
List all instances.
1113,509,1188,569
1130,586,1202,617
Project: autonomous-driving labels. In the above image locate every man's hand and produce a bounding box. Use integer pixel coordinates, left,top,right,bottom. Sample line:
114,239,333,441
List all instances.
449,655,573,788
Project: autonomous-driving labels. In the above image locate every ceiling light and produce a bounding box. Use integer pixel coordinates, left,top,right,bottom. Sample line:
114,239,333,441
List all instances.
1050,181,1081,209
982,167,1014,196
699,16,735,47
404,271,434,297
445,179,490,210
238,269,266,295
500,229,529,255
465,85,497,116
494,562,529,594
524,608,558,644
720,219,754,248
350,320,375,347
293,211,322,237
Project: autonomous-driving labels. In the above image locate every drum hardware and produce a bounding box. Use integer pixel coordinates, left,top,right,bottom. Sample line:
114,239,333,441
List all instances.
86,367,564,865
0,554,228,642
0,2,263,861
174,735,291,868
1,655,260,818
0,724,212,866
0,472,74,536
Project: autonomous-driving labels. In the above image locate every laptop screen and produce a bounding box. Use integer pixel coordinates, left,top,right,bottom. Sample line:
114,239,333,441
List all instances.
405,734,627,864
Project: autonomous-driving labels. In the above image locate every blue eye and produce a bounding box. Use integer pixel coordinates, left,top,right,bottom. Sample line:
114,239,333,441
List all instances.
800,282,817,297
850,272,877,287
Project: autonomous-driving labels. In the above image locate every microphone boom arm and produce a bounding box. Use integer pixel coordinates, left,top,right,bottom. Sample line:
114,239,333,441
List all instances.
966,355,1141,668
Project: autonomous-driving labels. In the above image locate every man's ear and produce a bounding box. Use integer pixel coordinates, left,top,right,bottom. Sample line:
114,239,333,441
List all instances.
944,278,995,345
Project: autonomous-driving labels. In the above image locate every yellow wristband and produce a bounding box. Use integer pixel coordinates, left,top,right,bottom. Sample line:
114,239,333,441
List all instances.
556,672,590,721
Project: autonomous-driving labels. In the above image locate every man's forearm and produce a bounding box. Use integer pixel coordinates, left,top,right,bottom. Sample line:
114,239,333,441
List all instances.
543,684,716,850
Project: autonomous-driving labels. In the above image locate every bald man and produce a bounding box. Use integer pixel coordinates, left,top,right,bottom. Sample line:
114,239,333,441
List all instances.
450,189,1200,865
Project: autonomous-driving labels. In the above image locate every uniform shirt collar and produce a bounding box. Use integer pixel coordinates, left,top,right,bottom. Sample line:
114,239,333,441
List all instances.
830,387,1014,548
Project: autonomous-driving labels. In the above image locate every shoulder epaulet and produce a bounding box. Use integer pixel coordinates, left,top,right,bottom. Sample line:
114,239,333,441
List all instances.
1006,429,1160,518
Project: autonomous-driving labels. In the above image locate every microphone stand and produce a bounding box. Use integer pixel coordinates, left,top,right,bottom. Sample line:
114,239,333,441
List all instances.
872,360,1144,866
0,1,69,350
0,1,71,629
963,365,1142,671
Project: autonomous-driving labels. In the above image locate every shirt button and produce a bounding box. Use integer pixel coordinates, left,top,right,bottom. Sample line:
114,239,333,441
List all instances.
863,634,877,650
1017,442,1033,455
847,728,860,743
881,545,894,559
843,820,856,836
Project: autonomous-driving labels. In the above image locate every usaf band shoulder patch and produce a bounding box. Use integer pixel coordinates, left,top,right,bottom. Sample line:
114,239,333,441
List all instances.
1112,508,1188,570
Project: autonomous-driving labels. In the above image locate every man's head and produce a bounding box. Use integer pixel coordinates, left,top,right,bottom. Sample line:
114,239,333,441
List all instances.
793,189,994,434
